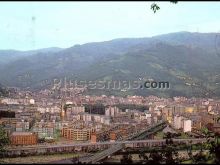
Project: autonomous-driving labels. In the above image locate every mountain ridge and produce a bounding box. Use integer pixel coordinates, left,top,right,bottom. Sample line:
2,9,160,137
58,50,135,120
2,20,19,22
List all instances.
0,31,220,98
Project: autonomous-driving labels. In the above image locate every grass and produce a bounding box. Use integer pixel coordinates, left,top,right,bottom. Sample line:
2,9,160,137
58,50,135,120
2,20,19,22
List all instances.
1,153,79,164
154,132,164,139
179,132,190,139
181,159,215,164
181,160,193,164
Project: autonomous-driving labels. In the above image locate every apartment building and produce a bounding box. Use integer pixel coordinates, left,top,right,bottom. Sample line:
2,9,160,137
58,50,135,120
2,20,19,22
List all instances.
183,119,192,132
32,121,55,138
105,106,120,117
173,115,192,132
15,120,29,132
10,132,37,145
62,126,94,141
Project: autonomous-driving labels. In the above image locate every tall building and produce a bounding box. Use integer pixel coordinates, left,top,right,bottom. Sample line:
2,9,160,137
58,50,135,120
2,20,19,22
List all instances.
105,106,120,117
183,119,192,132
60,101,66,121
173,115,182,129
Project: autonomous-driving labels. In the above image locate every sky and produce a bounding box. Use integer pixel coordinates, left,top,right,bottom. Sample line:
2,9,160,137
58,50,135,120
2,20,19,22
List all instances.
1,1,220,51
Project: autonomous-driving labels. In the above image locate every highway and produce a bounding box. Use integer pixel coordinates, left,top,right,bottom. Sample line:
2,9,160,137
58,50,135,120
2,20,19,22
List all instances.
7,138,210,151
6,138,211,164
127,121,166,140
79,144,124,164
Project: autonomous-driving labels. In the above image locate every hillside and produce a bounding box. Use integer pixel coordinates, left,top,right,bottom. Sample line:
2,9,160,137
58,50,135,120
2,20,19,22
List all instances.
0,47,63,65
0,32,220,98
0,84,9,97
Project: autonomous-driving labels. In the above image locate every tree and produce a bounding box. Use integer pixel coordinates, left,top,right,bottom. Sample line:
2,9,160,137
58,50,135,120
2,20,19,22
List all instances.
139,152,149,164
201,127,215,150
151,1,178,13
0,125,9,158
138,132,180,164
187,129,220,164
120,154,133,164
209,132,220,164
161,132,180,164
148,150,163,164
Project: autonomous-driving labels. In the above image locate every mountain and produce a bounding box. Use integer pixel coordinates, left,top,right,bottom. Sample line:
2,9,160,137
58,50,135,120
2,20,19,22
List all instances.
0,32,220,98
153,31,219,53
0,84,9,97
0,47,63,65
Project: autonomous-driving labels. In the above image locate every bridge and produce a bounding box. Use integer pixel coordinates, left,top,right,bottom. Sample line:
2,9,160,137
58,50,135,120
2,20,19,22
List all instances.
79,144,124,164
79,121,167,163
128,121,167,140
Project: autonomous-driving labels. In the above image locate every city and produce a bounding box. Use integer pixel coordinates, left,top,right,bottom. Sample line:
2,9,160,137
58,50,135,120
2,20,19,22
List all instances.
0,85,220,163
1,1,220,164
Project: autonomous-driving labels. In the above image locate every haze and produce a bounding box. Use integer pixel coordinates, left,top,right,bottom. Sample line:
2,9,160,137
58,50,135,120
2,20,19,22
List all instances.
0,1,220,50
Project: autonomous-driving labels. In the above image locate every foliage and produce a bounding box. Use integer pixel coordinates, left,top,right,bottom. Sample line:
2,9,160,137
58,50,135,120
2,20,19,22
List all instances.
208,134,220,164
170,0,178,4
162,132,180,164
54,129,61,140
151,1,178,13
151,3,160,13
120,154,133,164
137,132,220,164
0,125,9,157
138,132,180,164
186,132,220,164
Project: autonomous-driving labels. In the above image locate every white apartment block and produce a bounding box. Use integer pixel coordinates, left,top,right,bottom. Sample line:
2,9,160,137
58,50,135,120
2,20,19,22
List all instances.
105,106,120,117
183,119,192,132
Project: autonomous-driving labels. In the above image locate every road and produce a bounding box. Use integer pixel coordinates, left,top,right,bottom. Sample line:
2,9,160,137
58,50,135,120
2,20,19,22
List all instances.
7,138,210,151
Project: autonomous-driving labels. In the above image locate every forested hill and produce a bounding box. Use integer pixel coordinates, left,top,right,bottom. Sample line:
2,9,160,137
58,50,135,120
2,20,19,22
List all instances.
0,32,220,98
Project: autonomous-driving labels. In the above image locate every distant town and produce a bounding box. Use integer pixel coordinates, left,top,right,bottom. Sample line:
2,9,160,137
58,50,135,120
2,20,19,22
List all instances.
0,85,220,164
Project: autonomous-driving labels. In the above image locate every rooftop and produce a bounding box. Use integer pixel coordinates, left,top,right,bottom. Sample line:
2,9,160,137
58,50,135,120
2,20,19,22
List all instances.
11,132,34,136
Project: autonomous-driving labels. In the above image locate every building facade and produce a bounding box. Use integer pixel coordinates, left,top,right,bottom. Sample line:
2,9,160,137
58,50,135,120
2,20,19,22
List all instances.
10,132,37,145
